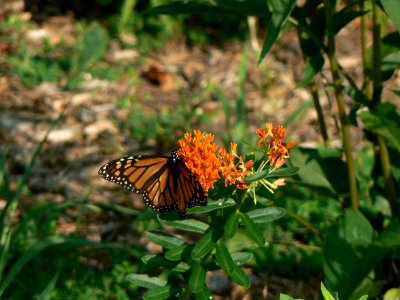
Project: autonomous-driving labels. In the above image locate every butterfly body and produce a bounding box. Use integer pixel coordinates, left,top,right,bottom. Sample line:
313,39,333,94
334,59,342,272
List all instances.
99,151,206,218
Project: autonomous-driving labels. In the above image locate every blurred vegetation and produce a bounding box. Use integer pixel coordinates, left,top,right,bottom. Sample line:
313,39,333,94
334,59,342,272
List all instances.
1,0,400,299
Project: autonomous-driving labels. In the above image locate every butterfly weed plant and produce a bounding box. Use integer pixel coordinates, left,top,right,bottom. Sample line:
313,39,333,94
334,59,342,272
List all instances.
102,125,298,298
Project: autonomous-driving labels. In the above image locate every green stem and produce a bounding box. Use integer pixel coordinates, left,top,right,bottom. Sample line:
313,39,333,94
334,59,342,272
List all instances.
323,0,359,209
360,0,370,92
285,210,322,240
371,2,398,217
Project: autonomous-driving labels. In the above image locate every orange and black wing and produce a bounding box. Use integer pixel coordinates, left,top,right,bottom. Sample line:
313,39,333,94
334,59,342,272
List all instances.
98,151,206,218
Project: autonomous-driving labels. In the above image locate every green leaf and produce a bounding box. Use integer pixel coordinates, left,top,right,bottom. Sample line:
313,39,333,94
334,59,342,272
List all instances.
359,103,400,152
143,285,176,300
231,252,253,265
224,211,240,239
215,242,235,275
245,207,286,224
240,212,265,246
244,167,299,184
321,282,336,300
381,0,400,33
324,210,388,299
158,216,209,233
125,273,167,289
189,264,206,293
191,228,222,259
243,169,269,183
328,8,368,36
193,287,213,300
230,265,251,287
266,167,300,178
297,54,324,87
189,198,236,214
146,231,185,249
141,255,190,272
258,0,296,64
289,147,349,195
165,243,192,261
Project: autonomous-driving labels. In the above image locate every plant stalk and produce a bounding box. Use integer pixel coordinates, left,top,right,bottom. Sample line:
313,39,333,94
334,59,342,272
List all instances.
371,2,398,216
323,0,359,209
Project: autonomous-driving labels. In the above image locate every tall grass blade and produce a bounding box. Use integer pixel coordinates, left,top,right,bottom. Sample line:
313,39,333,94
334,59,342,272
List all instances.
0,236,92,296
0,112,64,287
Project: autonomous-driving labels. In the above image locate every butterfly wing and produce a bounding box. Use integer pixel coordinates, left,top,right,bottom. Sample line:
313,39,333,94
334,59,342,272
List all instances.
98,152,206,218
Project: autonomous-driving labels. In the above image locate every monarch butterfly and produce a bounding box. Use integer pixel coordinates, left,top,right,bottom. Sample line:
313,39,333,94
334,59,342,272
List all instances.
98,150,207,218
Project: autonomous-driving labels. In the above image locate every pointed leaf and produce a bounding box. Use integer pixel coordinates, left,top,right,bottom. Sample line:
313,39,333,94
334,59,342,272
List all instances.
159,217,209,233
230,265,251,287
328,9,368,35
146,231,185,249
258,0,296,64
165,243,192,261
246,207,286,224
321,282,336,300
189,264,206,293
192,228,222,259
141,255,189,272
126,273,167,288
215,242,235,275
266,167,300,178
189,198,235,214
225,211,240,239
231,252,253,265
240,212,265,246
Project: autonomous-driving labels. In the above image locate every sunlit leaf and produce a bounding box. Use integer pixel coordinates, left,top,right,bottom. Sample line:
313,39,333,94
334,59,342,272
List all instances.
245,207,286,224
126,273,167,289
159,216,209,233
146,231,185,249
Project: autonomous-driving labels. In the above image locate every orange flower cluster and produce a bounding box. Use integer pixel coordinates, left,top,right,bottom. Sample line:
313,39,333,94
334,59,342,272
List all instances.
177,130,221,193
178,124,294,193
219,143,254,190
256,123,295,169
